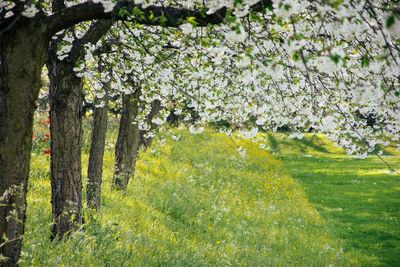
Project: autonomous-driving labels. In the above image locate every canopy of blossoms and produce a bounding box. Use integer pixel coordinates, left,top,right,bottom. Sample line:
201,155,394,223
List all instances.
5,0,400,162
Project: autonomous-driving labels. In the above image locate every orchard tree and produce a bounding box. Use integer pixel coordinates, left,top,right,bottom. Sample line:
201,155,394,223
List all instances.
80,24,170,192
1,0,400,265
86,61,112,211
47,17,113,238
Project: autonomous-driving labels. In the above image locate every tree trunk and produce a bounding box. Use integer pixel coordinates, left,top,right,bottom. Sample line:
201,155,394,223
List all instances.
139,100,162,149
112,91,141,191
47,20,112,238
0,26,47,266
86,93,109,210
47,46,83,239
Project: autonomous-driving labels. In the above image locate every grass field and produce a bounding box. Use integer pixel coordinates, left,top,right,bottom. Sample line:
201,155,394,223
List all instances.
264,133,400,266
21,117,399,266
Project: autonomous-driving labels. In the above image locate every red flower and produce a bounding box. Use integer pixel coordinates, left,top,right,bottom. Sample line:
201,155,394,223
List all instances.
44,149,51,155
44,123,47,126
45,133,50,138
47,119,50,124
32,136,35,140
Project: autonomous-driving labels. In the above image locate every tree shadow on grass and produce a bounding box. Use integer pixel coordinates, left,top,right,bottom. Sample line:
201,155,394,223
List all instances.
267,133,331,154
266,133,281,153
297,135,331,154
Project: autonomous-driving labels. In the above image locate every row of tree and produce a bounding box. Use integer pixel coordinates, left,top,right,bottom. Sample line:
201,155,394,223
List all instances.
1,0,399,266
0,1,230,265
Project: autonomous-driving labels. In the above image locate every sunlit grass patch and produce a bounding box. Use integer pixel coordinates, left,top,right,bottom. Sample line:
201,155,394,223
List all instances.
23,124,363,266
273,137,400,266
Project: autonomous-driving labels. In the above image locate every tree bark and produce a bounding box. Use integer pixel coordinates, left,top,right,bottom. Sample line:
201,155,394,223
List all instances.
112,91,141,191
47,46,84,239
0,24,47,266
86,93,109,210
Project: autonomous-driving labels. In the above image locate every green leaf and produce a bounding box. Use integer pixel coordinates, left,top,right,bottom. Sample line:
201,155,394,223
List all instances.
361,54,370,67
386,16,395,28
329,55,340,64
186,16,198,26
132,6,145,16
225,11,236,23
234,0,243,7
292,52,300,62
249,12,258,21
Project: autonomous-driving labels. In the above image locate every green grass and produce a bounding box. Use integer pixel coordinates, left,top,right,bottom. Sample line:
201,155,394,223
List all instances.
21,119,368,266
262,132,400,266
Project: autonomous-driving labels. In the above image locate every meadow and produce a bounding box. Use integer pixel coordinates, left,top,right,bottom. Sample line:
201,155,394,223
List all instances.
22,115,399,266
265,133,400,266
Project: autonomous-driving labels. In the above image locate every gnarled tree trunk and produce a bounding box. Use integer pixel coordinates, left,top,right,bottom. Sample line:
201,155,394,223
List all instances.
112,91,141,191
86,93,109,210
0,25,47,266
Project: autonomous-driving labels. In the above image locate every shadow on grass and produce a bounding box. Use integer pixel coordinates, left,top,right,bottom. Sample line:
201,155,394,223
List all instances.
267,133,332,154
266,133,281,153
298,135,331,154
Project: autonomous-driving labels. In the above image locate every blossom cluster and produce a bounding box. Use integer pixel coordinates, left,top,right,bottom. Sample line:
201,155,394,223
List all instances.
55,0,399,158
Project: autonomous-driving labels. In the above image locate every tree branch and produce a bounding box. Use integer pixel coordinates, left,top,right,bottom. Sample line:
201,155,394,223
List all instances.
52,0,66,13
70,19,114,61
46,0,272,36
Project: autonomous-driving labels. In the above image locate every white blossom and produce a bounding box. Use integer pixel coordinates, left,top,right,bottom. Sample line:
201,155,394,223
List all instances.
21,4,38,18
180,23,193,35
321,116,336,133
319,56,339,74
152,117,164,125
225,26,246,42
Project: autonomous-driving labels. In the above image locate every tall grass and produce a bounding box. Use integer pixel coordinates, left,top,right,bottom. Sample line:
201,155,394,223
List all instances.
21,116,365,266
